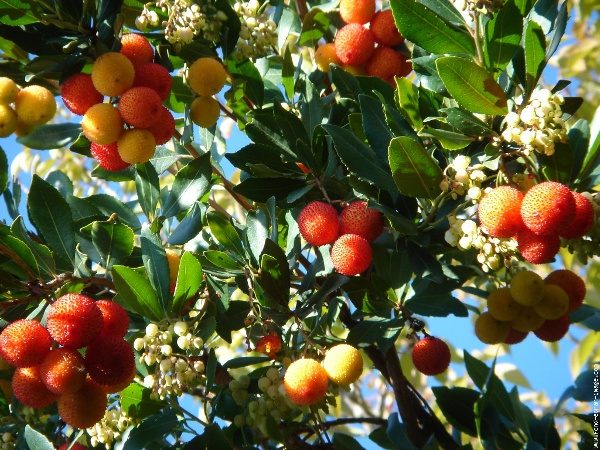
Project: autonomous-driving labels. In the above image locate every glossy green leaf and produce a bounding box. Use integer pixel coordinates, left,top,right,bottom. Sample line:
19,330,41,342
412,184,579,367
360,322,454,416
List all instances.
484,0,523,70
135,163,160,220
172,251,203,313
140,227,171,315
432,386,479,435
0,234,39,276
112,265,162,321
17,123,82,150
258,239,290,309
417,0,466,27
245,209,269,264
420,128,473,150
441,107,494,136
90,220,134,267
395,78,423,130
121,409,179,450
207,211,246,257
524,21,546,92
163,153,212,217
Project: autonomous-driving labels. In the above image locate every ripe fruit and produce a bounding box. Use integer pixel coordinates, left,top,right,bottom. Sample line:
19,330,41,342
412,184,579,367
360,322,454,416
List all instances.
15,85,56,126
133,63,172,100
0,319,52,367
57,377,107,428
478,186,524,238
411,336,451,375
58,443,87,450
561,192,594,239
117,129,156,164
339,200,384,241
510,271,544,306
516,229,560,264
256,332,282,359
96,300,129,338
190,96,220,128
85,336,135,387
120,34,154,66
283,358,329,406
323,344,363,385
545,269,586,312
339,0,375,24
474,312,510,345
511,307,545,333
370,10,403,46
487,287,523,321
101,365,135,393
165,249,181,288
334,24,375,66
0,104,17,137
60,73,103,115
331,234,373,276
91,52,135,97
39,348,86,395
0,77,19,103
47,293,103,349
534,315,570,342
187,57,228,96
90,142,130,172
118,87,162,128
534,285,569,320
12,366,57,408
298,201,340,246
520,181,575,235
366,47,411,81
147,106,176,145
504,329,528,345
81,103,123,145
315,43,341,72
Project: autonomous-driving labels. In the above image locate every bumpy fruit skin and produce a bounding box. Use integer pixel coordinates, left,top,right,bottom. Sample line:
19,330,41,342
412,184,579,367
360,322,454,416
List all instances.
339,0,375,24
0,319,52,368
85,336,135,387
90,142,130,172
474,312,510,345
81,103,123,145
331,234,373,275
256,331,282,359
147,106,176,145
315,43,341,72
100,365,135,393
96,300,129,338
298,201,340,246
47,293,103,349
187,57,228,96
534,285,569,320
15,85,57,126
117,129,156,164
545,269,586,312
478,186,524,238
12,366,58,408
516,229,560,264
0,104,17,137
190,96,220,128
511,307,545,333
534,315,570,342
0,77,19,103
520,181,575,236
60,74,103,115
411,336,451,375
339,201,384,242
487,287,523,321
335,24,375,66
120,34,154,66
133,63,172,101
283,358,329,406
91,52,135,97
40,348,87,395
323,344,363,385
503,329,528,345
370,10,404,46
366,47,411,82
58,377,107,429
58,444,87,450
118,87,162,128
561,192,594,239
510,271,544,306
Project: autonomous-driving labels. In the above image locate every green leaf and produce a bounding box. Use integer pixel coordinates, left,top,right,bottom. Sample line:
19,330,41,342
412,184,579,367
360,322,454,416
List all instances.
135,163,160,220
87,194,141,230
441,107,494,136
359,94,395,166
207,211,246,257
140,227,171,315
417,0,466,27
484,0,523,70
404,280,468,317
222,356,271,369
388,136,442,199
168,202,205,245
538,143,572,183
24,425,55,450
112,265,162,321
395,78,423,130
163,153,212,217
524,21,546,92
390,0,474,55
17,123,82,150
420,128,473,150
332,434,366,450
27,175,75,269
0,1,39,25
122,409,179,450
245,209,268,264
347,318,404,346
216,301,251,342
172,252,203,314
120,383,164,418
0,234,39,276
258,239,290,309
203,250,244,272
432,387,479,435
234,177,307,202
436,56,508,115
282,44,294,100
0,146,7,194
90,220,134,268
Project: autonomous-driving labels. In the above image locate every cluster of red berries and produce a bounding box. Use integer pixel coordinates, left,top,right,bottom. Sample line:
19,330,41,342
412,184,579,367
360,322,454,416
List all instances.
411,336,451,376
0,294,133,429
298,200,384,276
478,181,594,264
61,34,175,171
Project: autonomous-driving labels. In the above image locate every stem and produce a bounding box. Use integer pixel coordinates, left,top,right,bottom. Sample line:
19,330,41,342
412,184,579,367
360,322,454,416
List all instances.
472,12,485,67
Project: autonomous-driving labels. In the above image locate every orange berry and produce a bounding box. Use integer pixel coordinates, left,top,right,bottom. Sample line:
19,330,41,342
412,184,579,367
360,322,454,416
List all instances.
516,229,560,264
96,300,129,338
47,293,103,349
335,24,375,66
147,106,176,145
85,336,135,387
339,0,375,24
520,181,575,236
190,96,220,128
120,34,154,66
117,129,156,164
91,142,130,172
331,234,372,275
12,366,58,408
411,336,451,376
366,46,411,83
118,87,162,128
298,201,340,246
534,315,570,342
60,73,103,115
133,63,172,100
315,43,341,72
283,358,329,406
0,319,52,368
15,85,56,126
39,348,87,395
91,52,135,97
339,200,384,241
478,186,524,238
187,57,228,96
544,269,586,312
561,192,594,239
0,77,19,103
81,103,123,145
57,377,107,429
256,331,282,359
370,10,404,46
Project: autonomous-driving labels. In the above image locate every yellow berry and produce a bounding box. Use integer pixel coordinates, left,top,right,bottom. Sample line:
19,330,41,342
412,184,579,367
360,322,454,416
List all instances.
0,104,18,137
15,85,56,126
487,287,523,321
511,307,545,332
81,103,123,145
91,52,135,97
117,129,156,164
190,96,220,128
187,58,228,96
534,285,569,320
474,312,510,344
322,344,363,385
14,119,34,137
0,77,19,104
315,43,340,72
510,271,544,306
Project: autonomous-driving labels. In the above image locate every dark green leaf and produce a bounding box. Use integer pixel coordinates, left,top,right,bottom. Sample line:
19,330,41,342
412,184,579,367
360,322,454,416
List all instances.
0,146,7,194
282,44,294,100
359,94,394,166
163,153,212,217
0,234,39,276
484,0,523,70
545,2,567,62
87,194,141,230
395,78,423,130
524,21,546,92
234,177,306,202
172,251,203,313
207,211,246,257
112,265,162,321
332,434,366,450
405,280,468,317
432,386,479,435
0,0,39,25
442,107,494,136
17,123,81,150
140,227,171,315
168,202,205,245
203,250,243,271
121,409,179,450
90,220,134,267
222,356,271,369
258,239,290,309
347,318,404,346
216,301,250,342
135,163,160,220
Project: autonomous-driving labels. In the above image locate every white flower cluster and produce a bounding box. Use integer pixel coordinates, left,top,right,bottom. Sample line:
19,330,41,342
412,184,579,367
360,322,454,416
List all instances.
87,409,135,449
136,0,227,46
565,192,600,264
501,88,567,156
233,0,277,60
446,216,518,272
134,322,205,400
440,155,487,201
0,433,15,450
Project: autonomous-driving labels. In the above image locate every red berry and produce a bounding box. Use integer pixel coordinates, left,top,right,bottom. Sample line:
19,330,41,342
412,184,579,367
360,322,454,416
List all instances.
411,336,451,376
60,74,103,115
85,336,135,387
366,46,411,82
503,329,528,345
120,34,154,66
118,87,163,129
298,201,340,246
516,229,560,264
47,294,103,349
339,200,384,241
335,24,375,66
12,366,58,408
91,142,130,172
561,192,594,239
370,10,404,46
40,348,87,395
520,181,575,236
99,365,135,394
331,234,372,275
57,377,107,429
256,331,282,359
96,300,129,338
133,63,173,101
147,106,176,145
534,315,570,342
0,319,52,368
544,269,586,312
478,186,524,238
